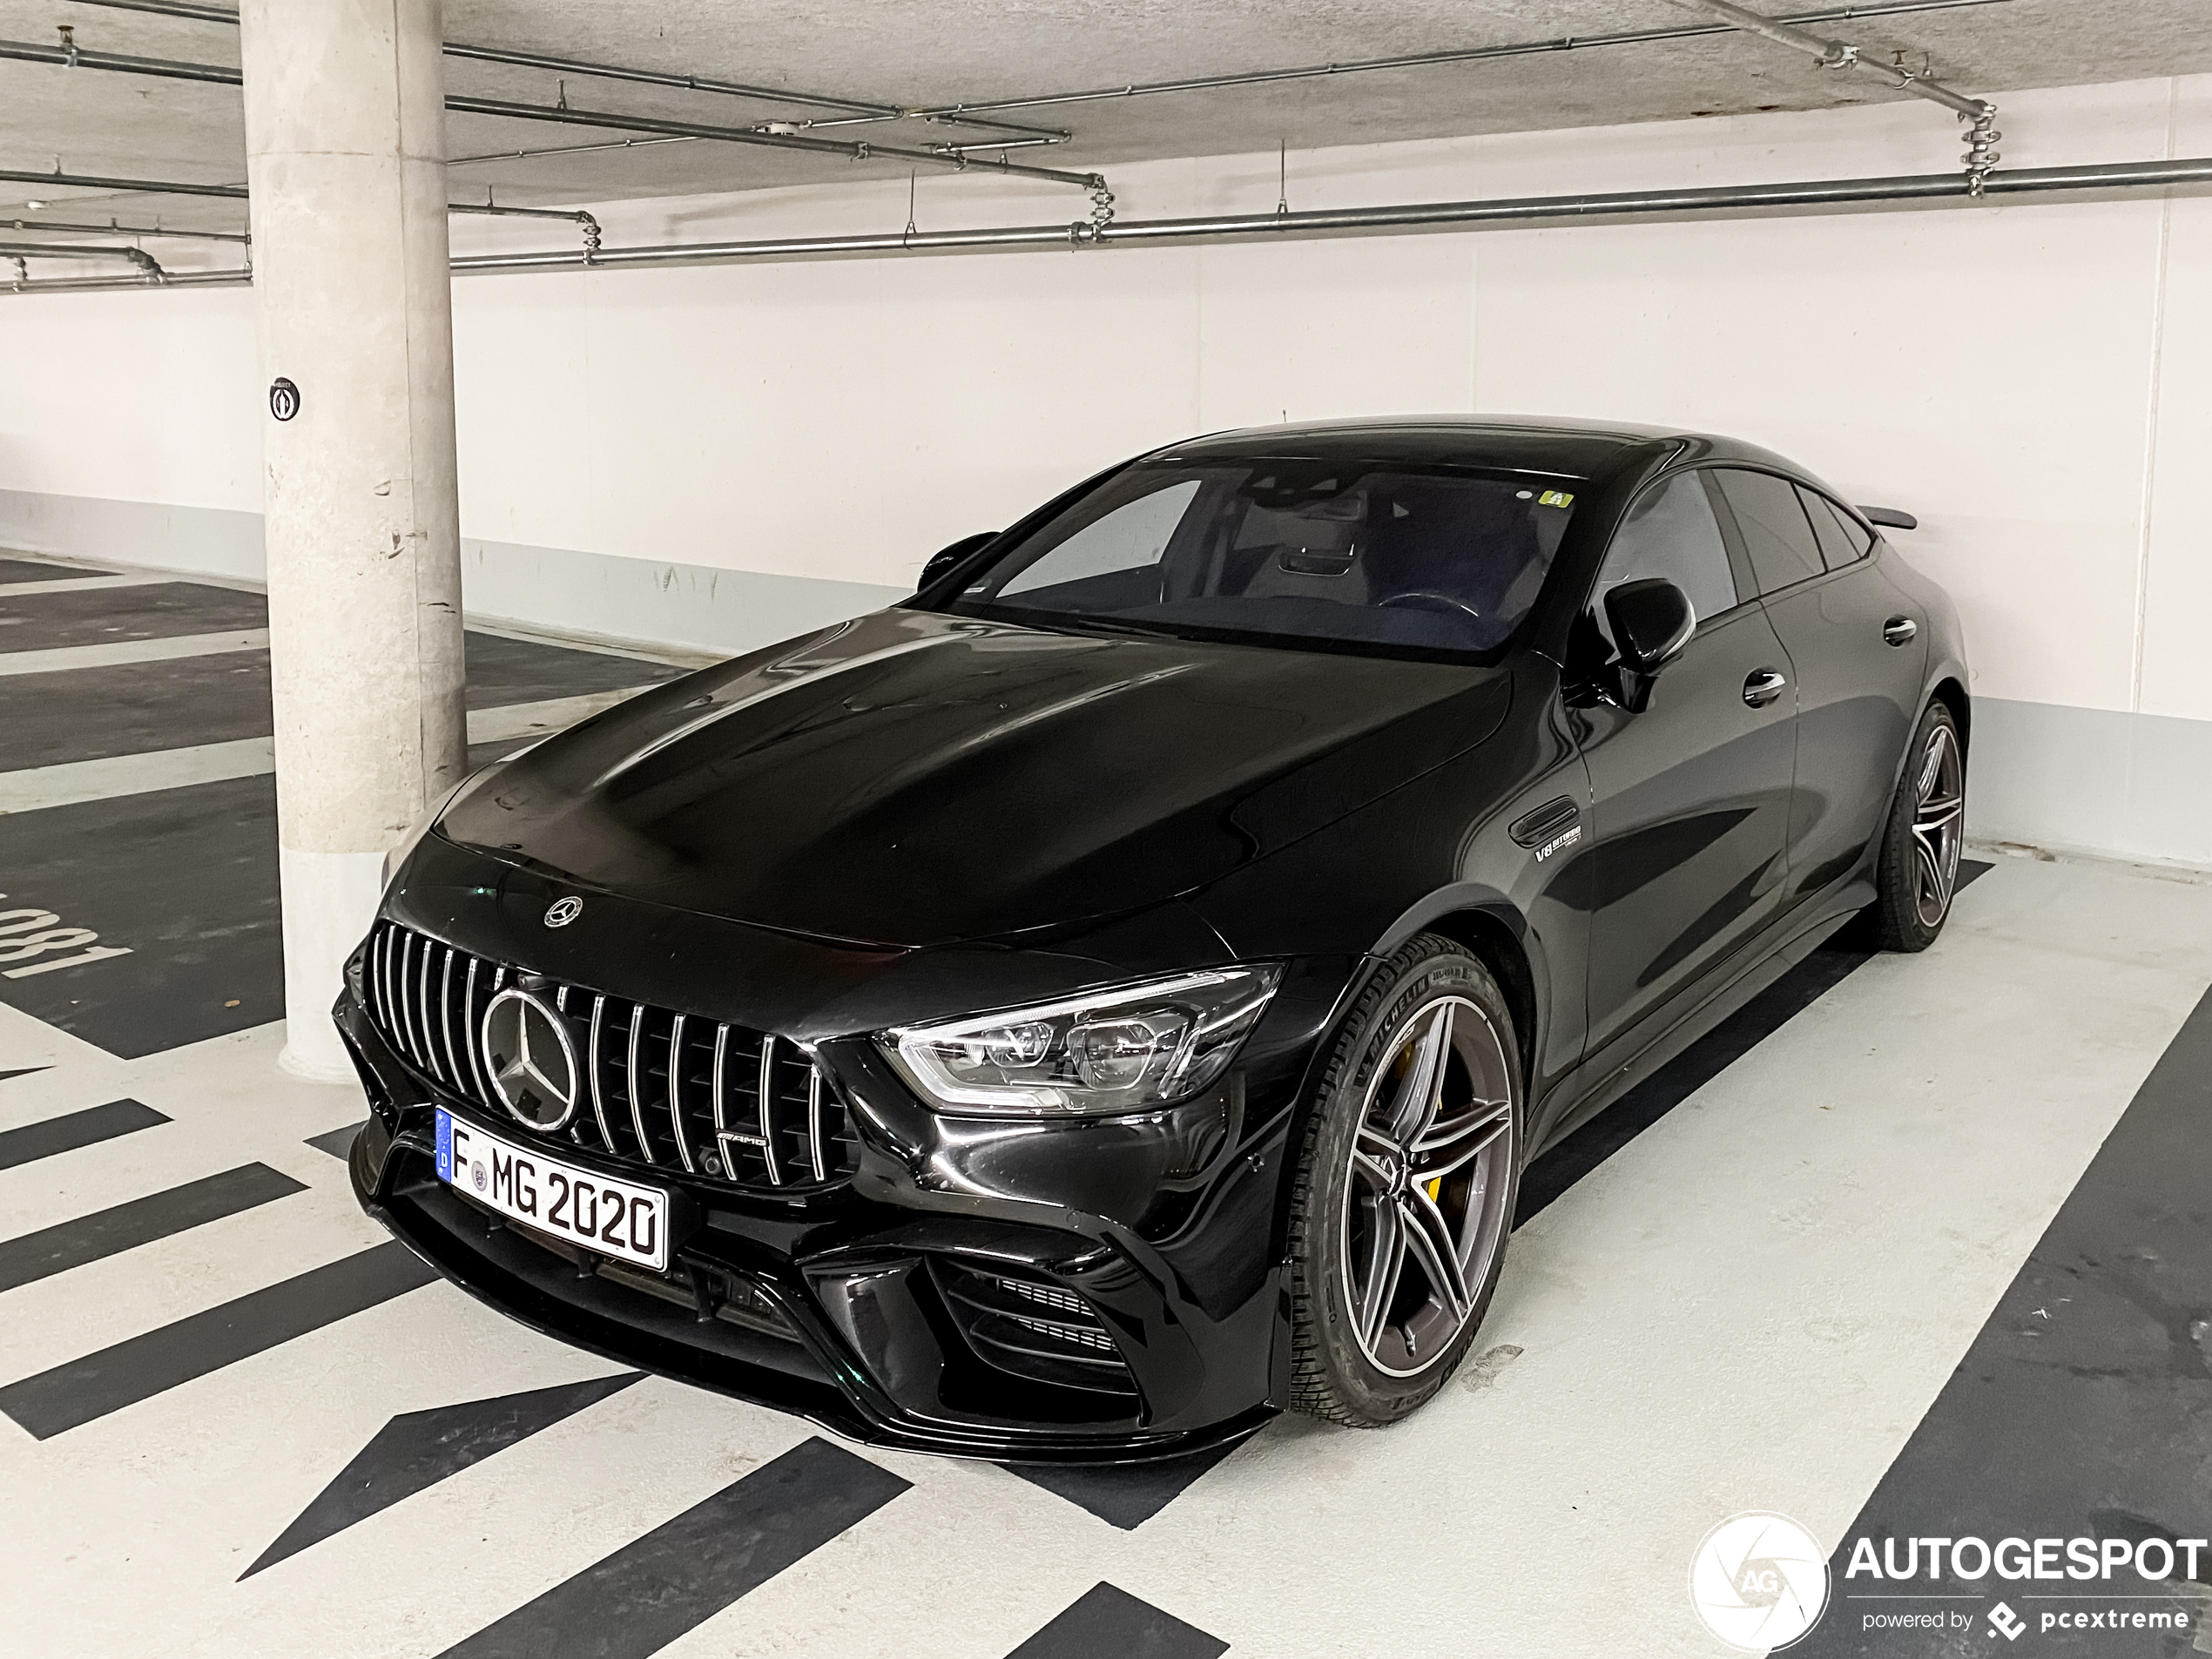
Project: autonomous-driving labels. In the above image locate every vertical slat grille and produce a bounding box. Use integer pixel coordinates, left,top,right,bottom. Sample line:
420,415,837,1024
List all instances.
359,920,858,1196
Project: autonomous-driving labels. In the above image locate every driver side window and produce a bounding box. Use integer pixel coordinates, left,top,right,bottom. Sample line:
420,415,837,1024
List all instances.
1590,470,1740,642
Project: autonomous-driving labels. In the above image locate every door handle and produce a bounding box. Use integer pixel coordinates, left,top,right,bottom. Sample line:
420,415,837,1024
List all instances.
1509,796,1581,847
1743,668,1789,708
1883,616,1919,647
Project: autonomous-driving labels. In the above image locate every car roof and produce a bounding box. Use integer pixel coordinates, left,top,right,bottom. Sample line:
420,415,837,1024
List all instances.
1150,415,1789,482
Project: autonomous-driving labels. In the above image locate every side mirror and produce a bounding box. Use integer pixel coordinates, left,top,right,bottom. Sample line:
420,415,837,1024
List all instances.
920,531,998,590
1603,577,1695,713
1858,505,1918,530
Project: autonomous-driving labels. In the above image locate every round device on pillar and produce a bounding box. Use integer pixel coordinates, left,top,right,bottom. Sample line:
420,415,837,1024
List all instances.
268,377,300,421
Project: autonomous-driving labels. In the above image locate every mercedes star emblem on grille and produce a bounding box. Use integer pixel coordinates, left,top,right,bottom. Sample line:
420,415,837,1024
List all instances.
543,896,583,927
480,987,581,1132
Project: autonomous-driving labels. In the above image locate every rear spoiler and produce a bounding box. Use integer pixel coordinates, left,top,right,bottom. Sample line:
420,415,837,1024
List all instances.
1858,505,1918,531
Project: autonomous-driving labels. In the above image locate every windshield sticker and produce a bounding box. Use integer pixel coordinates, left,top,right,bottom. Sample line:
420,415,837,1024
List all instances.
1537,489,1575,509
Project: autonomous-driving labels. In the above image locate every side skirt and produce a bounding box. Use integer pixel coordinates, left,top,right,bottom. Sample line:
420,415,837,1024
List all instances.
1528,895,1861,1159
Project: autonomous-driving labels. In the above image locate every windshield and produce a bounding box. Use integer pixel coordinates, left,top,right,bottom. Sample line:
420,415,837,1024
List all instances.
937,457,1579,658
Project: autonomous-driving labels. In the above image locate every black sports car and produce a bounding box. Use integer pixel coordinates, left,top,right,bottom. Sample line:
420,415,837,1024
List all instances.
341,416,1967,1462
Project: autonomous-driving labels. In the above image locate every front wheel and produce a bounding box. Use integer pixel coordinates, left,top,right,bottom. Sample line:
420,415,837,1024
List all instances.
1285,935,1521,1427
1867,700,1966,952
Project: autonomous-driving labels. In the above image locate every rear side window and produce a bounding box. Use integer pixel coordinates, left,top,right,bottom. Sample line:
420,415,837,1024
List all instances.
1592,470,1739,637
1714,469,1824,595
1797,487,1875,570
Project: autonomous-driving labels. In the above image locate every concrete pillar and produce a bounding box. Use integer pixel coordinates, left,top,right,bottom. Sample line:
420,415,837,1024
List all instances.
239,0,467,1082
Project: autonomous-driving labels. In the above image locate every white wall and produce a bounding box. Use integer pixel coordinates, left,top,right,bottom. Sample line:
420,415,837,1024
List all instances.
3,75,2209,862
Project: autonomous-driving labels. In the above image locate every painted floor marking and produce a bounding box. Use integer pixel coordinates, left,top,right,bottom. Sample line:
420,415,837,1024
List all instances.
0,575,172,598
0,686,658,815
0,1238,438,1440
0,1098,169,1171
0,628,269,677
1005,1583,1230,1659
433,1437,911,1659
0,1163,306,1293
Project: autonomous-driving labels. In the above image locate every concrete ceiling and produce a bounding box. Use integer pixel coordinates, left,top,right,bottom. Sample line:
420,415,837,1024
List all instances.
2,0,2209,239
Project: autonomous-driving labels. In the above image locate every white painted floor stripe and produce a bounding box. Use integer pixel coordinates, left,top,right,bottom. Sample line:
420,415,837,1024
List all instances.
0,739,274,814
0,686,655,814
0,629,270,677
466,686,657,745
0,575,169,598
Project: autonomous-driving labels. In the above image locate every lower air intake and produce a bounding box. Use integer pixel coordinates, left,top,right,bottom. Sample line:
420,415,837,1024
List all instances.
933,1260,1137,1399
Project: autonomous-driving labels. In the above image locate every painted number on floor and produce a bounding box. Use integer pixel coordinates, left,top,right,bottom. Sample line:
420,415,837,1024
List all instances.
0,894,132,980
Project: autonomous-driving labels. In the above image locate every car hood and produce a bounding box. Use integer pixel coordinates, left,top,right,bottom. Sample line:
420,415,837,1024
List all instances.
437,607,1510,948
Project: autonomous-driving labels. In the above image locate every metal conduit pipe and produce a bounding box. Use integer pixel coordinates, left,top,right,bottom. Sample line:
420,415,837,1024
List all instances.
449,134,691,168
10,155,2204,294
435,42,1068,145
5,214,247,240
64,0,232,17
0,164,246,199
0,39,1109,206
440,93,1107,192
1664,0,2002,189
448,199,603,262
800,0,2008,128
0,33,239,84
0,238,165,273
62,0,1070,144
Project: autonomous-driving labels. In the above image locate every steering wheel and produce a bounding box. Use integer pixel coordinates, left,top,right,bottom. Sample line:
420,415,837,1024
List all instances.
1377,590,1485,627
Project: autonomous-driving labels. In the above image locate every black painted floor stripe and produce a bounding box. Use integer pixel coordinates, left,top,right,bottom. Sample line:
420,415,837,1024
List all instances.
1009,1440,1244,1531
304,1120,365,1160
0,556,108,583
0,1098,168,1171
0,1238,437,1440
1792,976,2212,1657
435,1436,909,1659
0,1162,305,1293
244,1372,645,1579
1005,1582,1230,1659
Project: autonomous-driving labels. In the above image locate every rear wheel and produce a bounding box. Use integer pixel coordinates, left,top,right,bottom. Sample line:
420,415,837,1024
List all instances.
1285,935,1521,1427
1867,700,1966,952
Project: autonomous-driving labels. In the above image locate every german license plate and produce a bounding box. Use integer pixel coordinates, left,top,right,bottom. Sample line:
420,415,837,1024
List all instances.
435,1109,669,1271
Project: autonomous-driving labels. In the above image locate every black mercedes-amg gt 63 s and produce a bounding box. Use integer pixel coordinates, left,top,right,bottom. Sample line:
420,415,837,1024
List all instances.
342,416,1967,1463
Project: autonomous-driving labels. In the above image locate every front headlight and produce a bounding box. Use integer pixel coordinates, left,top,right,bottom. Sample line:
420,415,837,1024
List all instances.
880,965,1283,1117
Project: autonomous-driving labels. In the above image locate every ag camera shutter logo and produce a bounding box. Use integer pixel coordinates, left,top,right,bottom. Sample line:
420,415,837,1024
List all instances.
1689,1512,1831,1651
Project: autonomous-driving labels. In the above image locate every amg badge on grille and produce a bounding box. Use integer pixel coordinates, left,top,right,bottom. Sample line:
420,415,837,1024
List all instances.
543,896,583,927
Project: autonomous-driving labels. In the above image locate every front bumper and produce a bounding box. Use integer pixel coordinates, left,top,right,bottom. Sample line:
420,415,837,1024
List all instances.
337,959,1325,1464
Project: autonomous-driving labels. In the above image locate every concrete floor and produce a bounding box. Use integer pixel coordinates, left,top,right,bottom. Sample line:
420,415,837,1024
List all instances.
3,550,2209,1657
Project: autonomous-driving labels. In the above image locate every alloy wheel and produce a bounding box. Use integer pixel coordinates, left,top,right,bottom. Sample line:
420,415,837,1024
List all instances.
1909,722,1965,929
1340,995,1516,1379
